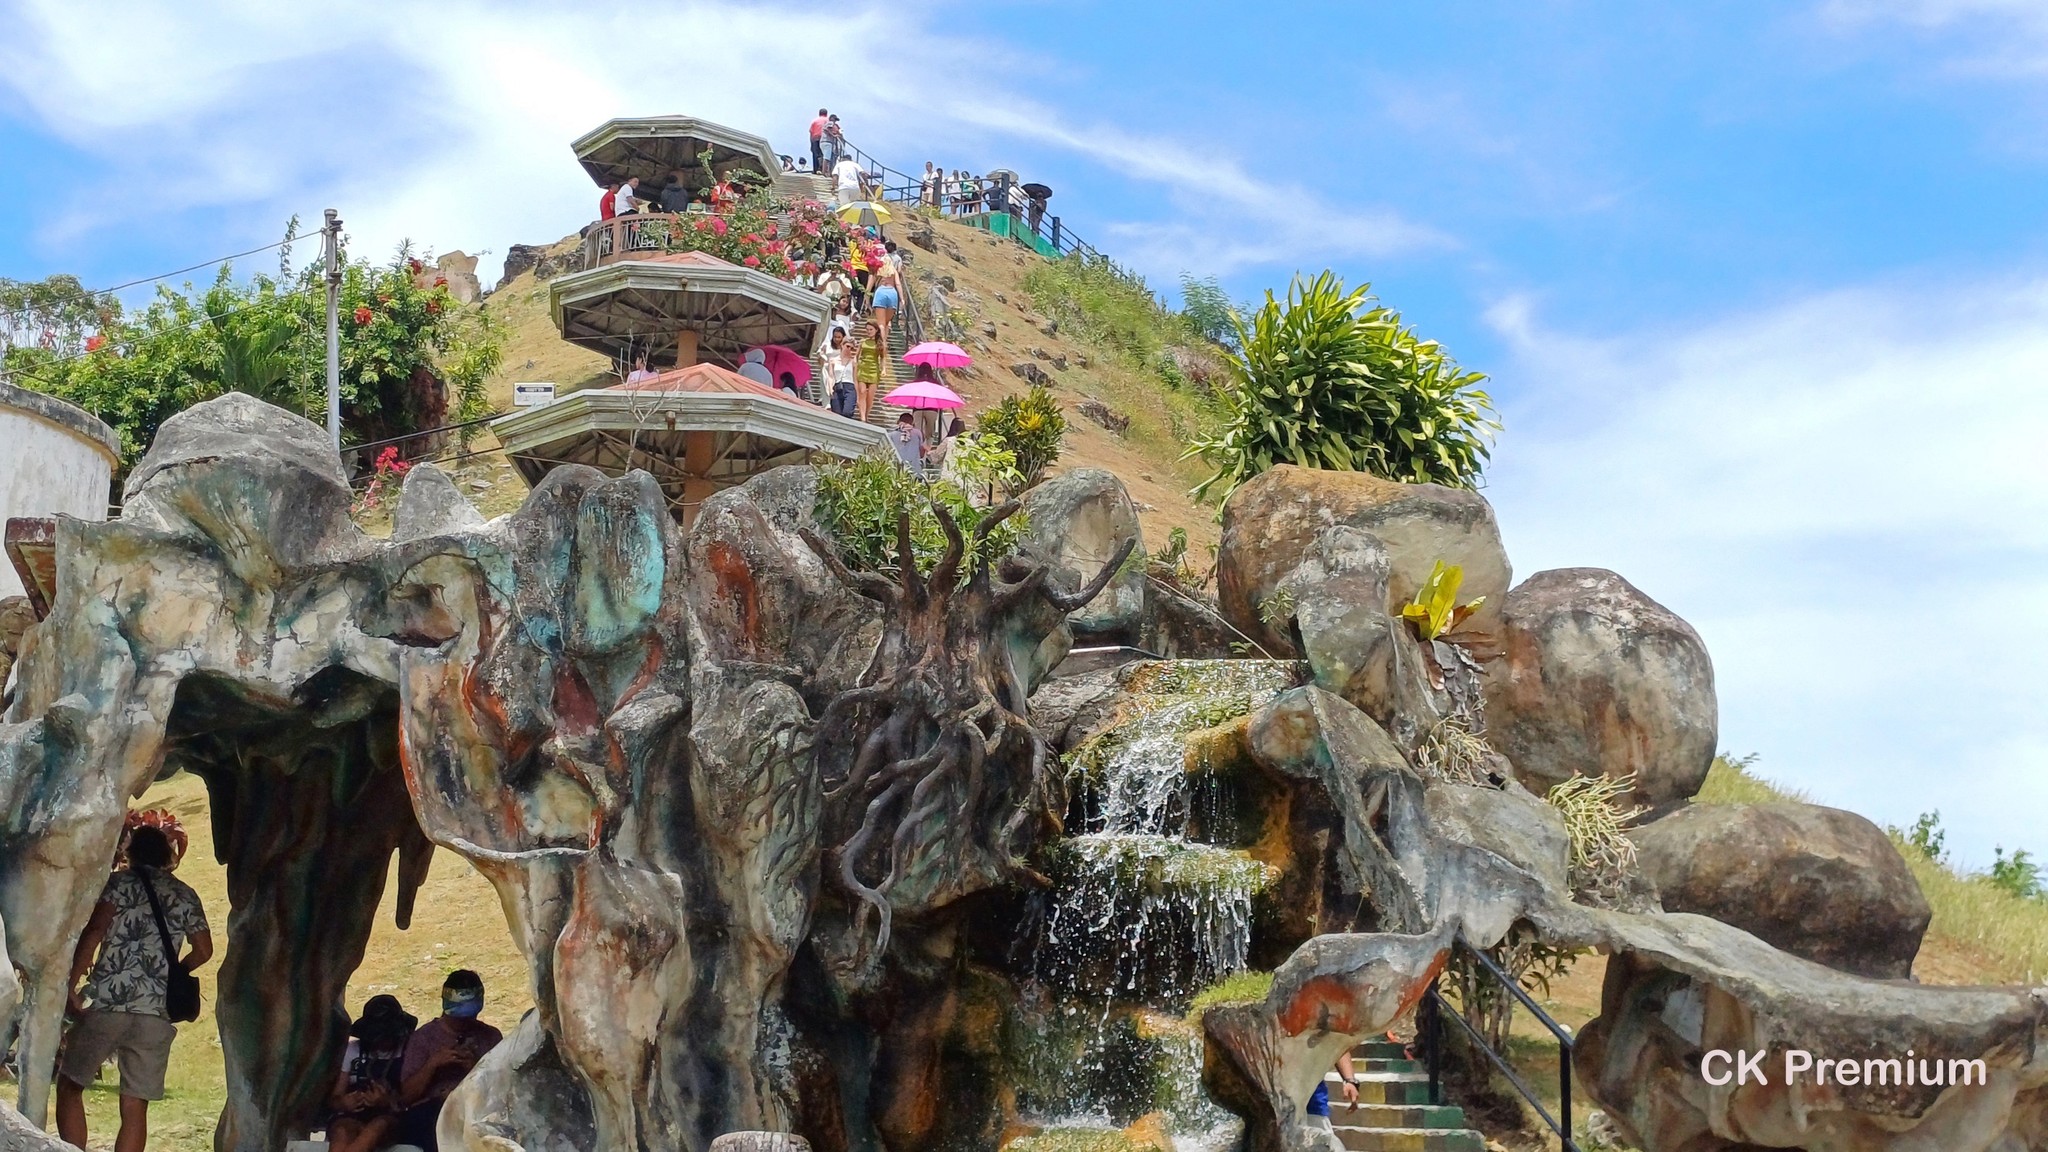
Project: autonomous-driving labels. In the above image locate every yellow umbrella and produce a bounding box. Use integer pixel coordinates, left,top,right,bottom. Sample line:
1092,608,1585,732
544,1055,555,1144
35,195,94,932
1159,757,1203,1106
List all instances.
836,201,893,229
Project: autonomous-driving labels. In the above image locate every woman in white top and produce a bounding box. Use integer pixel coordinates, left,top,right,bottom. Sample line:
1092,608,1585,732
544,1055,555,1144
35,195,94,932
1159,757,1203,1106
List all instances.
826,328,859,418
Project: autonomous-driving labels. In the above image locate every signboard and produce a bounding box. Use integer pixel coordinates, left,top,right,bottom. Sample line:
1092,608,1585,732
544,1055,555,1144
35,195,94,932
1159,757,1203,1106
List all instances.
513,382,556,408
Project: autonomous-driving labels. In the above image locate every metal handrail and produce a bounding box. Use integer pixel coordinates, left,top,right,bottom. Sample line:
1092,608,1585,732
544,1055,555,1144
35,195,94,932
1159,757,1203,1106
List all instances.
829,135,1136,277
1424,934,1580,1151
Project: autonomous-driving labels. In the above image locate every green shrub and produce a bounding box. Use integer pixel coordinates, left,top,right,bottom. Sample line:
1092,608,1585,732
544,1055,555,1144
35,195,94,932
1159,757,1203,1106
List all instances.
1187,271,1498,506
977,385,1066,491
4,243,501,466
812,454,1026,582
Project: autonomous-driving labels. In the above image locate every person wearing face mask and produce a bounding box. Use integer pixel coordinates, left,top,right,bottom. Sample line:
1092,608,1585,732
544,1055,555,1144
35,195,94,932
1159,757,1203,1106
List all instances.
394,970,501,1149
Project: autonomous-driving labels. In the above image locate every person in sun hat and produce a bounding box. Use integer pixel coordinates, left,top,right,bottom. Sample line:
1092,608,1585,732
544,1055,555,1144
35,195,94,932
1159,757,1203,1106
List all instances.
325,993,419,1152
394,970,501,1149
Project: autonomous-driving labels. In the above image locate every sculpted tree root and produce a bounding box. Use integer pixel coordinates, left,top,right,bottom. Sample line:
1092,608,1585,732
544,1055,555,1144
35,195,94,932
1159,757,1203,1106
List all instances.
799,502,1134,962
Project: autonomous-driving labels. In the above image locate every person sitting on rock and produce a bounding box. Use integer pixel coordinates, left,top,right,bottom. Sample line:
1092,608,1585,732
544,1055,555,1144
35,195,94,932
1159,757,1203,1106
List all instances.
394,970,501,1149
325,994,417,1152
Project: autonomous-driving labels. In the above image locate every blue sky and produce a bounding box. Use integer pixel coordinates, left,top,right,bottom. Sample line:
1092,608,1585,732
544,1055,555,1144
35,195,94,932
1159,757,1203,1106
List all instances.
4,0,2046,864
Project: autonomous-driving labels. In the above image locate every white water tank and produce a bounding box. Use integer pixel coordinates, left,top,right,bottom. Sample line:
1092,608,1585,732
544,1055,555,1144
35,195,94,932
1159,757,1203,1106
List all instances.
1,382,119,600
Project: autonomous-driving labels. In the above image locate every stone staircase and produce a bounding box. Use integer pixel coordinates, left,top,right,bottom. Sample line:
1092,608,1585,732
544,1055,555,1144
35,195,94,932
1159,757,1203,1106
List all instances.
809,322,914,428
1328,1039,1486,1152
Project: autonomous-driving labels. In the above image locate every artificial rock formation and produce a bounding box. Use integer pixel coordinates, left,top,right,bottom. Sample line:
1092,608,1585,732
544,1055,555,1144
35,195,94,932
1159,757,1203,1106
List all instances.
1,394,2040,1152
1483,567,1717,809
1635,800,1932,979
1216,465,1512,659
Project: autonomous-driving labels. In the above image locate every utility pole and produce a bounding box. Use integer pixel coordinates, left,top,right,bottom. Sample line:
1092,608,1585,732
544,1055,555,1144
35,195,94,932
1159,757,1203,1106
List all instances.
322,208,343,449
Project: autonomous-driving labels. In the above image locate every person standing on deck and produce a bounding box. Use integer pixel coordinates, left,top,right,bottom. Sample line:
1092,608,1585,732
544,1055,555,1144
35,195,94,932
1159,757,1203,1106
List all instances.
809,109,829,174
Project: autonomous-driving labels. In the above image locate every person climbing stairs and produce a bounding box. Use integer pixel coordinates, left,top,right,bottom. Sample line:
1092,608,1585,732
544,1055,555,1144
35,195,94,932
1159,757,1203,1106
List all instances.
1327,1038,1486,1152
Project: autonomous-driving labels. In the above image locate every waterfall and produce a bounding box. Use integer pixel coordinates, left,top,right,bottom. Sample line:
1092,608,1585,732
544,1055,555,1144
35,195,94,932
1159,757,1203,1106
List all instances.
1015,660,1303,1139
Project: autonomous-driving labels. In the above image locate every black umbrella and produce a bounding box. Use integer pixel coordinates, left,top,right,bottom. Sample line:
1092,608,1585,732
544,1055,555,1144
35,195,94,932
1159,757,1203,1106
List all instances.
1022,182,1053,200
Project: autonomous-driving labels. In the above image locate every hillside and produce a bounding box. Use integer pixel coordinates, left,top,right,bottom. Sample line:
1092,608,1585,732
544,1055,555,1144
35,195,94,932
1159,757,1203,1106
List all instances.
441,213,1228,557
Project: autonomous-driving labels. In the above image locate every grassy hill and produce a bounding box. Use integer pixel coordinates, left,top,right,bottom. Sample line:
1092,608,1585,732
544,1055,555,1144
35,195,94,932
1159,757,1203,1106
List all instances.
420,214,1233,554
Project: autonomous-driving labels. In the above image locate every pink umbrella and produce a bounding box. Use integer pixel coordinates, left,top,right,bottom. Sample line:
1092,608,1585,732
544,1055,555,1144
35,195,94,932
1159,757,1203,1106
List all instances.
881,379,965,409
745,343,812,387
903,341,973,369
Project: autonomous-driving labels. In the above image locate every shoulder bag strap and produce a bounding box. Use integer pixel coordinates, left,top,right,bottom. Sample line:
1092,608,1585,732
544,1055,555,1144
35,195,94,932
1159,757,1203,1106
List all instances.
136,869,182,979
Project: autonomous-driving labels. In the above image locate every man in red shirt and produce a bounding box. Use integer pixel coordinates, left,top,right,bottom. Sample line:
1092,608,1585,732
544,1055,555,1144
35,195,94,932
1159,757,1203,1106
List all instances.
599,182,617,221
809,109,829,176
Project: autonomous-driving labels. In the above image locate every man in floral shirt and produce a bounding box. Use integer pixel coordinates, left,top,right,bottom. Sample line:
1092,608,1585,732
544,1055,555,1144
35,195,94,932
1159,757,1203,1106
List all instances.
56,824,213,1152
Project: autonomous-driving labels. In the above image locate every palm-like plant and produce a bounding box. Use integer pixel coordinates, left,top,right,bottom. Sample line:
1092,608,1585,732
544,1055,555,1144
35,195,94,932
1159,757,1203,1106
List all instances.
1188,272,1499,505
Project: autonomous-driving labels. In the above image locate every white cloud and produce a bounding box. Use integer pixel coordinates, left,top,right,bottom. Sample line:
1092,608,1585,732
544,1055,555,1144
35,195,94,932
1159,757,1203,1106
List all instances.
0,0,1440,286
1819,0,2048,75
1483,276,2048,867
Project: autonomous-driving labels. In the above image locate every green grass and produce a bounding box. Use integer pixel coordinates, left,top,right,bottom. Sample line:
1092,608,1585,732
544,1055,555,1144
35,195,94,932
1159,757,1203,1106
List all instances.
1695,757,2048,985
1186,969,1273,1018
1021,256,1185,370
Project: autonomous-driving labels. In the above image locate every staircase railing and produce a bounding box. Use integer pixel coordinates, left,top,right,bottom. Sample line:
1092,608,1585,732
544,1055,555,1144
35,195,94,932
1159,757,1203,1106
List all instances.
1422,933,1581,1151
832,135,1134,280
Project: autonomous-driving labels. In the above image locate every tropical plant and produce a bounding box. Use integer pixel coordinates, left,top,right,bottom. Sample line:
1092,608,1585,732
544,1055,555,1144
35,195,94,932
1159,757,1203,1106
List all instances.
1414,715,1493,786
947,431,1023,501
812,454,1027,583
977,386,1066,491
1547,773,1643,905
1187,271,1499,505
351,446,412,517
1401,560,1485,640
1178,273,1243,352
1901,810,1947,863
1,274,119,356
5,241,502,468
1990,848,2044,901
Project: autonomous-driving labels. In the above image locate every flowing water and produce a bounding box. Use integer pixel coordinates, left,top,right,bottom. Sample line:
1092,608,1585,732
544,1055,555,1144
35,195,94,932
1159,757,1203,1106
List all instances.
1018,660,1305,1141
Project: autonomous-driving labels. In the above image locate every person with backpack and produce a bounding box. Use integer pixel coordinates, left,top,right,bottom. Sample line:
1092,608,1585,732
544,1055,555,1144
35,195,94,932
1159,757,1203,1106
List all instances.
325,994,418,1152
56,823,213,1152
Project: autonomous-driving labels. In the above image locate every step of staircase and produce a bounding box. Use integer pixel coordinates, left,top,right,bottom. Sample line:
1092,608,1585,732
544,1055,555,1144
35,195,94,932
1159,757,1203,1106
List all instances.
1331,1125,1486,1152
1335,1104,1471,1130
1341,1072,1433,1107
1325,1044,1487,1150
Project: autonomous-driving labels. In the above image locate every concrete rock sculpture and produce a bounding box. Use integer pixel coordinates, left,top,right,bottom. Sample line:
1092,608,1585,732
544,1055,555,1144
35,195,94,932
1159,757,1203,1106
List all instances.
1216,465,1512,659
1636,800,1933,979
1,396,2037,1152
1483,567,1717,809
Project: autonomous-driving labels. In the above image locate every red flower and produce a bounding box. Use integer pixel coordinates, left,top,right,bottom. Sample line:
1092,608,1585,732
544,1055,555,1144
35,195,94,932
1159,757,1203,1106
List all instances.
353,305,374,325
764,223,778,238
376,294,392,304
426,299,443,314
743,255,761,267
434,276,448,287
84,334,106,352
407,259,424,274
801,220,821,237
709,217,729,237
742,233,761,244
695,218,714,233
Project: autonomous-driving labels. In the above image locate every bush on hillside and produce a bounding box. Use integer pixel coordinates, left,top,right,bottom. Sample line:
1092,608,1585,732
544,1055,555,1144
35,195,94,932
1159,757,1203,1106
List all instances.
1187,272,1499,506
3,240,502,468
977,385,1066,492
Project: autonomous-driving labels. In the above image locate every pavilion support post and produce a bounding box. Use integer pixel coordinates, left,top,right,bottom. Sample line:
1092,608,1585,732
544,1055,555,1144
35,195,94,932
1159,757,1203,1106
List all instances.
674,329,700,368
